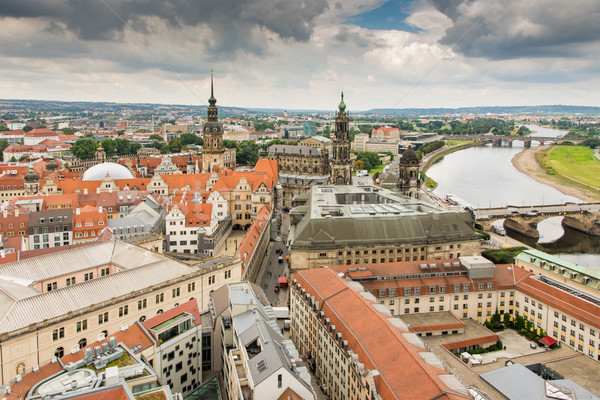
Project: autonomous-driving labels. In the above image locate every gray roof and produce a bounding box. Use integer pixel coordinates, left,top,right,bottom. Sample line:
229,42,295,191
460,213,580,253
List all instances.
108,210,157,230
234,311,288,386
290,186,478,247
268,145,322,156
0,241,165,283
0,244,231,335
481,363,599,400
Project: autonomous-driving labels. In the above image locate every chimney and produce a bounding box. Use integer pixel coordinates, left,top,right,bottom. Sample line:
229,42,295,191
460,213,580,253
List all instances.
84,188,88,194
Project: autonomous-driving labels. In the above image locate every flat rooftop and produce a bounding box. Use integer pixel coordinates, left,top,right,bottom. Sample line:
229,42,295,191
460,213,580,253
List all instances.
400,311,464,330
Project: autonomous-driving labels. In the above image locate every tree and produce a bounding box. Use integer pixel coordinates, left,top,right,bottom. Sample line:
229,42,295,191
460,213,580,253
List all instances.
149,134,164,142
23,125,33,132
223,140,238,149
101,139,116,157
0,125,9,131
354,160,365,171
0,139,8,161
60,127,75,135
114,138,132,156
168,138,183,153
236,141,258,165
71,139,98,159
179,133,202,146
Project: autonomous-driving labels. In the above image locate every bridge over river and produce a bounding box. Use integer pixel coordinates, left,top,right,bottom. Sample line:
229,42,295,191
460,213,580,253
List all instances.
442,134,585,148
474,203,600,238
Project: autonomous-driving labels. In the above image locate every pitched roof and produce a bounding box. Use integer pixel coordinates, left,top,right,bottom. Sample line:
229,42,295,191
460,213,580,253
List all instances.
295,267,467,400
142,299,202,332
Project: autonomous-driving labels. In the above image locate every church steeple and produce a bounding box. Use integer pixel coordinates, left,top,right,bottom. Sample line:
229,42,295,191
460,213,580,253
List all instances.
207,69,218,121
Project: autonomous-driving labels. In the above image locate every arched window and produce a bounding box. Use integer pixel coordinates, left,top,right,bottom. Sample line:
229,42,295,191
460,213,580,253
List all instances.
157,309,163,314
139,316,146,322
78,338,87,349
54,347,64,358
101,330,108,338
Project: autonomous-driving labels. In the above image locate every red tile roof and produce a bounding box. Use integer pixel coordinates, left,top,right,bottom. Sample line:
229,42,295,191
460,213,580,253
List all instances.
142,299,202,332
237,205,271,272
295,268,466,400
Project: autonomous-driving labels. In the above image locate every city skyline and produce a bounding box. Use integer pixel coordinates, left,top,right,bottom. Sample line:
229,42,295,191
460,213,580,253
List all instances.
1,0,600,110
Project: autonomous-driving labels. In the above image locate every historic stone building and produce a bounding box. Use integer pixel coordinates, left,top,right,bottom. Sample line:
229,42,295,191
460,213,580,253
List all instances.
330,92,352,185
267,145,330,209
201,71,236,173
288,185,481,271
397,147,421,198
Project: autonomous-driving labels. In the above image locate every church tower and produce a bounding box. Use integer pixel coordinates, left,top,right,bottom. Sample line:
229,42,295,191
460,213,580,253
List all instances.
397,147,421,198
202,70,225,173
330,92,352,185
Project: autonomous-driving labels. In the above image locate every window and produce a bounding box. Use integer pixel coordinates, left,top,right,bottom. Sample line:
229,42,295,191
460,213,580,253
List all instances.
84,272,93,281
389,289,396,297
224,270,231,279
78,338,87,349
76,319,87,332
98,312,109,324
429,306,434,312
278,374,282,388
54,347,64,358
47,282,57,291
138,299,147,310
66,277,75,286
118,305,128,317
208,275,215,285
453,284,460,292
156,293,164,304
404,288,411,296
430,297,435,303
477,283,484,290
188,282,195,292
172,288,180,297
52,327,65,341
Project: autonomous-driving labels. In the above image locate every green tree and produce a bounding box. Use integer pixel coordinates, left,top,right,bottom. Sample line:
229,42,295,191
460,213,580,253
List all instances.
18,155,28,162
168,138,183,153
223,140,238,149
23,125,33,132
179,133,202,146
71,139,98,159
0,125,9,131
236,141,258,165
0,139,8,161
149,134,164,142
100,139,116,157
60,127,75,135
114,138,132,156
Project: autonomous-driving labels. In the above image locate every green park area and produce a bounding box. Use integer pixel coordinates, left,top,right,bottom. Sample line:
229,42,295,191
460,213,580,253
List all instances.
548,146,600,189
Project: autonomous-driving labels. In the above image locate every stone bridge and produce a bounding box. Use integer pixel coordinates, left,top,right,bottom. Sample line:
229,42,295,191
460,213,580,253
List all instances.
442,134,584,148
474,203,600,238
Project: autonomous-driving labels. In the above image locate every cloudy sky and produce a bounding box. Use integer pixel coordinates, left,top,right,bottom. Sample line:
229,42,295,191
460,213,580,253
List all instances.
1,0,599,110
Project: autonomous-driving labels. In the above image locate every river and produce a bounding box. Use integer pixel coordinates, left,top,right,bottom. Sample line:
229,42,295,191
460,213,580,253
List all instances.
426,125,600,267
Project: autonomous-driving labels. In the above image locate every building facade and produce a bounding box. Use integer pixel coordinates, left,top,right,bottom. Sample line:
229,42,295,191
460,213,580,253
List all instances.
397,147,421,199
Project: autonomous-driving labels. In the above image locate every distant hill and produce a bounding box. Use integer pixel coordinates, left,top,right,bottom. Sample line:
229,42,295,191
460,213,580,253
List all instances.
364,105,600,116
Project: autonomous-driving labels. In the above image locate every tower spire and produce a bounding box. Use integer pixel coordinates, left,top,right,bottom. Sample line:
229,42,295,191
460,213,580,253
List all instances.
209,69,217,106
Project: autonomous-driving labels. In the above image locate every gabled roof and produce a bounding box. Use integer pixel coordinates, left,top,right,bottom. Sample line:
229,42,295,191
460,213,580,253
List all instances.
142,299,202,332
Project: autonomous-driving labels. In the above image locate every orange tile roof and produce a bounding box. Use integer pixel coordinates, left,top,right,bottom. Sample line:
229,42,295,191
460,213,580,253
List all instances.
295,268,465,400
6,360,63,400
142,299,202,332
516,273,600,329
76,386,130,400
237,205,271,270
169,201,212,227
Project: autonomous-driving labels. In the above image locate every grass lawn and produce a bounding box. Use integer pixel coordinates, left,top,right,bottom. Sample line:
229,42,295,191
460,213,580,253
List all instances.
445,140,471,145
368,164,386,174
548,146,600,189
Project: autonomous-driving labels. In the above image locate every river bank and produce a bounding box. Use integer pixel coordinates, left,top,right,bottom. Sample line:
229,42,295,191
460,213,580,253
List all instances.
511,146,600,202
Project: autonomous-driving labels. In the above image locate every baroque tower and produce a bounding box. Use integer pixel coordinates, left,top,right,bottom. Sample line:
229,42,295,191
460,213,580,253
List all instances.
330,92,352,185
202,70,225,173
397,147,421,198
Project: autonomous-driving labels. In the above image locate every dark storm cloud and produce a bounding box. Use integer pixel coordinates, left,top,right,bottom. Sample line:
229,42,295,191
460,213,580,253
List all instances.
428,0,600,59
0,0,329,46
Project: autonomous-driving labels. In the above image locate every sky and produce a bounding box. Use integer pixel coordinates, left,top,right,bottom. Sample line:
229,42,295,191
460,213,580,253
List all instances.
1,0,600,111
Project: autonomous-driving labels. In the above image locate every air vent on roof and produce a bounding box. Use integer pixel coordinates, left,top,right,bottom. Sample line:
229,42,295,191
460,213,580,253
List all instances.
256,359,267,373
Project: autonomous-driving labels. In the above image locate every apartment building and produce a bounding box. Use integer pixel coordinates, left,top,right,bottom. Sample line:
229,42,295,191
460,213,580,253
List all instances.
27,209,73,250
326,256,600,362
72,205,108,243
0,239,242,385
291,267,469,400
209,282,316,400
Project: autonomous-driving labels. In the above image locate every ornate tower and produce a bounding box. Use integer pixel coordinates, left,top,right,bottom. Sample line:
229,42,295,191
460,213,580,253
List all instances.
330,92,352,185
397,147,421,198
202,70,225,173
24,165,40,195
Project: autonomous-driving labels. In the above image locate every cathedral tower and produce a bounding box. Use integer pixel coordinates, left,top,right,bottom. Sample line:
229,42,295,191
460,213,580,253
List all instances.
202,70,225,173
330,92,352,185
397,147,421,198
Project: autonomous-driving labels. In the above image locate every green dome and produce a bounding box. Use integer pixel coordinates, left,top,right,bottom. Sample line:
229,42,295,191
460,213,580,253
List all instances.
338,91,346,112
